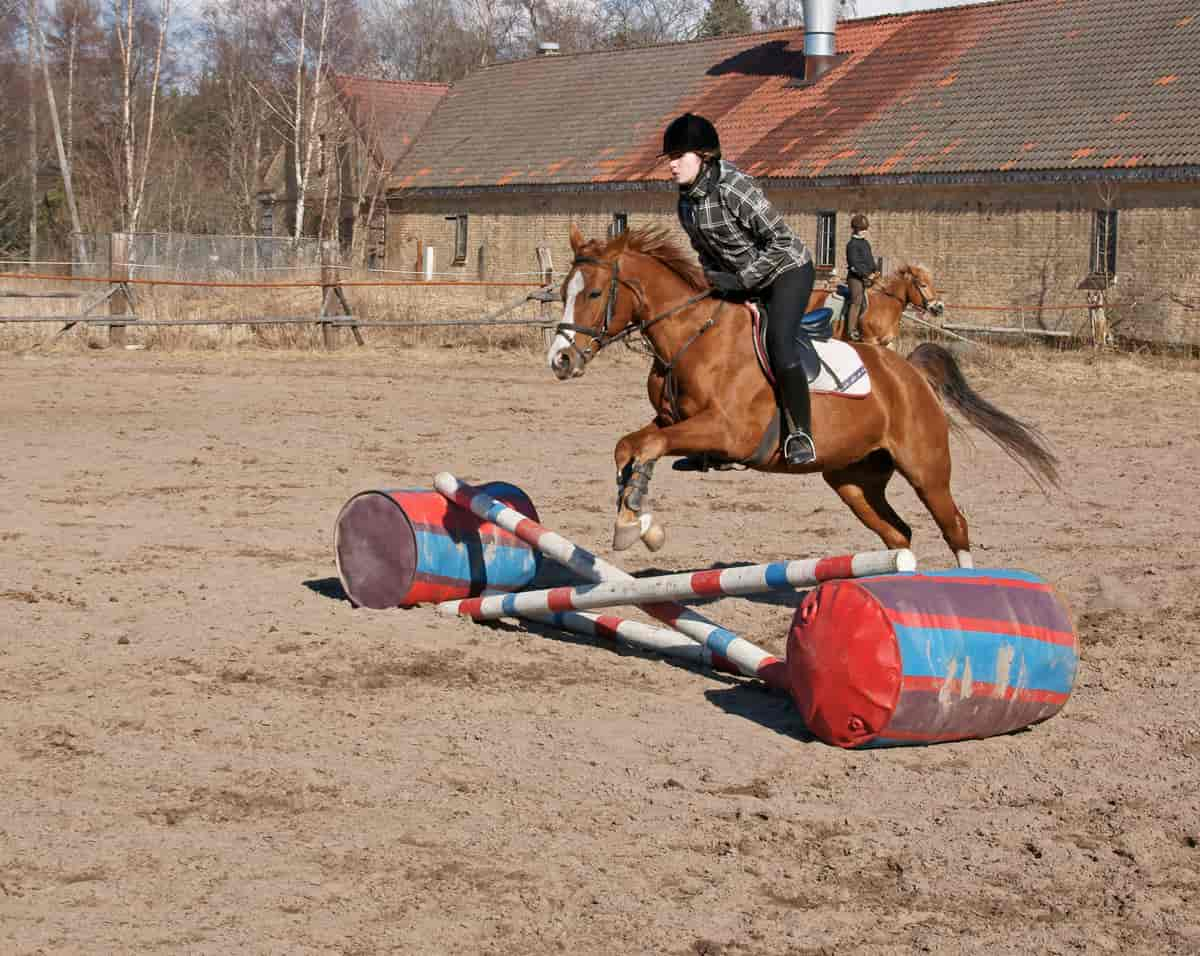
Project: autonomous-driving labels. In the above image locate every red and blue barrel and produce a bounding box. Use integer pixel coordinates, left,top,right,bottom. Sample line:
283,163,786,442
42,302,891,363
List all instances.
787,568,1078,748
334,482,542,609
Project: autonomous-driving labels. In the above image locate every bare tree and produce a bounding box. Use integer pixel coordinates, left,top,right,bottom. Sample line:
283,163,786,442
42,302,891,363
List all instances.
597,0,702,47
754,0,855,29
113,0,172,235
26,0,37,260
29,0,88,261
200,0,279,232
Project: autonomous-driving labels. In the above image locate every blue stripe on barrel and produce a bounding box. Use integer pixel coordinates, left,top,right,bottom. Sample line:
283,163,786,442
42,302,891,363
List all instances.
335,482,541,609
786,568,1079,748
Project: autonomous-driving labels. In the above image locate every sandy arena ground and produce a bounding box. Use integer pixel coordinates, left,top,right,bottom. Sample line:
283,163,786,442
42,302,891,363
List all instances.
1,343,1198,955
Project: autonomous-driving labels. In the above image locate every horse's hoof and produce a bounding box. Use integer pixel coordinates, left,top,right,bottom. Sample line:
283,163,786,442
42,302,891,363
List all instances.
641,521,666,552
613,520,642,551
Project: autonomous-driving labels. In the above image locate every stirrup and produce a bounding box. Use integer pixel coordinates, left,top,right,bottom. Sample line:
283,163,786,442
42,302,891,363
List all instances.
783,432,817,466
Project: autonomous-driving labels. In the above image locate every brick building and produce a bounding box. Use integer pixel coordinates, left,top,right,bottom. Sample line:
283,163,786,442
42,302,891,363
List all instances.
258,73,447,264
383,0,1200,344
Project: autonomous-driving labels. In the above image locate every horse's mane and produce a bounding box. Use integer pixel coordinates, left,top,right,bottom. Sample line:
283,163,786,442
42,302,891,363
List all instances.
608,226,707,291
884,262,933,287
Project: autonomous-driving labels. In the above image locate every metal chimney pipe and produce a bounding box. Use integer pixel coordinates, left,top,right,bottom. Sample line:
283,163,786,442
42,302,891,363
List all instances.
799,0,840,84
801,0,838,57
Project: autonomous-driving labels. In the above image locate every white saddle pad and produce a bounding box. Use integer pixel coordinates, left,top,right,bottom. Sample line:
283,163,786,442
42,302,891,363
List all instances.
811,339,871,397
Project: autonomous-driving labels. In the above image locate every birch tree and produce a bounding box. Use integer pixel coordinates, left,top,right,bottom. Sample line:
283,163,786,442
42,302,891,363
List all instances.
113,0,172,235
29,0,89,261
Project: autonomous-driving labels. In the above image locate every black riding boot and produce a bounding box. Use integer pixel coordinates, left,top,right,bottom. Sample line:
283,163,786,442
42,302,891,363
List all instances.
779,362,816,466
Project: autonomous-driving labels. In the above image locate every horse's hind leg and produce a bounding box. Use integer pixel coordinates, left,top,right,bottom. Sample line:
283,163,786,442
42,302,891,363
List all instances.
823,451,912,550
893,451,973,567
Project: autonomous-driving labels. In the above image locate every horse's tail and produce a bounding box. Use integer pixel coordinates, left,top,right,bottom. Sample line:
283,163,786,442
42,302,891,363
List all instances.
907,342,1060,490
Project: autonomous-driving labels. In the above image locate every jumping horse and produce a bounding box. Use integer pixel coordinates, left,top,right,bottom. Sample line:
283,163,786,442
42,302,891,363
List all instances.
548,225,1058,563
808,264,945,349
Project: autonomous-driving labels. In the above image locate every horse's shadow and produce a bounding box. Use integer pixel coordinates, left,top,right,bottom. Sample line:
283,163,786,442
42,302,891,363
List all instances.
303,563,815,740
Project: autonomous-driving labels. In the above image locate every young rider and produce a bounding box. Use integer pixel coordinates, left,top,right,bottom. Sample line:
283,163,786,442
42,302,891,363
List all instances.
845,213,877,341
662,112,817,467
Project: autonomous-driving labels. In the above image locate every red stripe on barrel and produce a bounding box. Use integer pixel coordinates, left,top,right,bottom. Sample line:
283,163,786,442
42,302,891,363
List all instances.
885,609,1076,646
900,675,1071,705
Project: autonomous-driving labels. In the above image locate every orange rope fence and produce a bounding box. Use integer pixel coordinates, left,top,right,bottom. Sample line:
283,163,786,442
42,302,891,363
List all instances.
0,271,546,290
941,302,1091,312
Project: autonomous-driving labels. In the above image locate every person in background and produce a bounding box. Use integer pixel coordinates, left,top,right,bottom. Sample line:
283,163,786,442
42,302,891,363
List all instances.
662,112,817,467
845,213,877,341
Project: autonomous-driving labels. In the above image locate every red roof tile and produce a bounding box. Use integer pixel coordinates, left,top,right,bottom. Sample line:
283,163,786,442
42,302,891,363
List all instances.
390,0,1200,191
329,74,449,168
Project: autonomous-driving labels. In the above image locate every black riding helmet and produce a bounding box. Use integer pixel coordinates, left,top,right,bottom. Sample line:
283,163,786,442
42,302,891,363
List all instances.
661,113,720,158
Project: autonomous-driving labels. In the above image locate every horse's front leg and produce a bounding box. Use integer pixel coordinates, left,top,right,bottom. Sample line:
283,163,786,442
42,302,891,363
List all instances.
613,422,668,552
612,414,732,552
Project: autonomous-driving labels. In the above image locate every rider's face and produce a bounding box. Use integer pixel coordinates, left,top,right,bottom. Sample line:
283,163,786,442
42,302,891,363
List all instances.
668,151,703,186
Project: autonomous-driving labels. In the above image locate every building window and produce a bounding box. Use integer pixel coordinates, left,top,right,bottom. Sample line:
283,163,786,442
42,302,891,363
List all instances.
260,203,274,237
447,213,468,265
815,211,837,268
609,212,628,237
1091,209,1117,277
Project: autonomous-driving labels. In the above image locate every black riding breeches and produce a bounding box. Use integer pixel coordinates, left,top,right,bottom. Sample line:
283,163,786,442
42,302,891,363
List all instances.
760,260,816,373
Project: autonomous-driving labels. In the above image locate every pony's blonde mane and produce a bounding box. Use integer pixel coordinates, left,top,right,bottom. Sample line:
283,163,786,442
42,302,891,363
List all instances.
886,262,933,283
607,227,707,291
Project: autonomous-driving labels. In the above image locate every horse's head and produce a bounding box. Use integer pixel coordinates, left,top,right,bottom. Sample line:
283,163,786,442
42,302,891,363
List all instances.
899,264,945,317
547,224,646,380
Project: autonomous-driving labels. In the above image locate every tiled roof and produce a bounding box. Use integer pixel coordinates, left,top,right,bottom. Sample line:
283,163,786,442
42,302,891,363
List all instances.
390,0,1199,191
329,74,449,168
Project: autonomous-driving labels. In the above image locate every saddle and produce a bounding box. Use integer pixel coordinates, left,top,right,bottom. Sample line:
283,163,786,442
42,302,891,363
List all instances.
749,301,834,386
673,300,870,474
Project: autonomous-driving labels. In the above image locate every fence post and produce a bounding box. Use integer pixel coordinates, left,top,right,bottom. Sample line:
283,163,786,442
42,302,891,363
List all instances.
1088,290,1108,349
536,246,555,347
108,232,135,348
422,246,435,282
320,239,338,351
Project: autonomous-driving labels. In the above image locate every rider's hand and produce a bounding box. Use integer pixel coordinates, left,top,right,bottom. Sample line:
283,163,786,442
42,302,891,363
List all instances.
704,269,742,293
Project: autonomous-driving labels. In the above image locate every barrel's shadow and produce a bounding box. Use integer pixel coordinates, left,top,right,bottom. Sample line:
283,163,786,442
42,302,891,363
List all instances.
304,577,350,601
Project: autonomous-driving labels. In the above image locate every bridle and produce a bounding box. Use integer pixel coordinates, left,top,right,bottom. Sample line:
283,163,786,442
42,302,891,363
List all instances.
554,254,713,369
880,271,934,312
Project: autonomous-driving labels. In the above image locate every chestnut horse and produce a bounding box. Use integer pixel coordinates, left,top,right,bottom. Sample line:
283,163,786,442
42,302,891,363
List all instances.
548,225,1058,563
808,264,944,349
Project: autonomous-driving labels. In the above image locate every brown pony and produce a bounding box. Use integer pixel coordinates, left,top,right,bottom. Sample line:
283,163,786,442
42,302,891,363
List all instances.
548,225,1058,561
808,264,944,349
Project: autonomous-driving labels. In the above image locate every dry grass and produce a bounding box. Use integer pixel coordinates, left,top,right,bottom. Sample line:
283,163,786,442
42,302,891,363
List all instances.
3,274,1198,368
0,275,554,355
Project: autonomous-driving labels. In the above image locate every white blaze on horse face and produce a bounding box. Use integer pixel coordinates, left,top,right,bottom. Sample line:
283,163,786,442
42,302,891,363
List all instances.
548,270,585,372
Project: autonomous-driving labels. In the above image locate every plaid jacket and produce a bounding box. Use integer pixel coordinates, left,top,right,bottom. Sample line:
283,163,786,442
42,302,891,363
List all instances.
677,160,811,291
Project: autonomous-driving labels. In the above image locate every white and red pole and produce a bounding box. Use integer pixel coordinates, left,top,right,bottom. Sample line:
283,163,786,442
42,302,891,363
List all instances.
436,549,913,622
433,473,916,689
434,472,785,687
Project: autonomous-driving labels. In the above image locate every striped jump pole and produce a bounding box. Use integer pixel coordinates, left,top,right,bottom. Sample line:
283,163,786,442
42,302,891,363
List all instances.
434,472,786,688
519,609,707,666
436,549,914,623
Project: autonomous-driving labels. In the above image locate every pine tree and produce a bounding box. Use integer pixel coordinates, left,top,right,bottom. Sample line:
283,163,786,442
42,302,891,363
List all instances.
697,0,753,39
